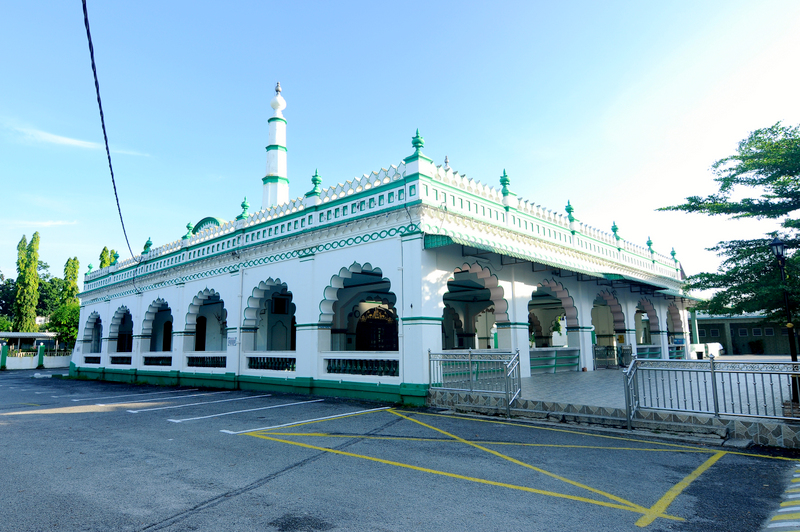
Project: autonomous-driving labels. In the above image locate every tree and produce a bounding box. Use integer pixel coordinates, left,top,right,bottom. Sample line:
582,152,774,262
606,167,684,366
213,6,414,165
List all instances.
662,122,800,322
47,301,80,347
12,233,40,332
98,247,117,268
63,257,80,304
0,277,14,318
0,315,11,332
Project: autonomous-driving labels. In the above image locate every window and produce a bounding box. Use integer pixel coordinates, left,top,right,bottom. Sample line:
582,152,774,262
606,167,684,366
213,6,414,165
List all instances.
766,327,775,336
369,198,375,208
378,195,384,206
739,328,748,337
699,329,707,338
334,208,340,219
409,185,416,196
388,192,394,203
710,329,720,338
398,190,405,201
752,328,763,336
343,206,348,215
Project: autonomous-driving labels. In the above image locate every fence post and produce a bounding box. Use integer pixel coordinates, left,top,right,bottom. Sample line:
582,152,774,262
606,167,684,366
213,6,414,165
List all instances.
428,349,432,388
623,368,632,430
709,353,720,417
0,345,7,370
468,349,473,393
36,344,45,370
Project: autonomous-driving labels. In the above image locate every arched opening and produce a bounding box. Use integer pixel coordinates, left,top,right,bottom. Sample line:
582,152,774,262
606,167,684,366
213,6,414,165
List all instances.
666,303,686,359
355,306,398,351
321,263,398,352
528,285,570,348
109,307,133,353
82,312,102,354
185,289,227,352
441,264,506,350
528,280,580,373
243,280,296,351
635,298,660,358
142,299,173,352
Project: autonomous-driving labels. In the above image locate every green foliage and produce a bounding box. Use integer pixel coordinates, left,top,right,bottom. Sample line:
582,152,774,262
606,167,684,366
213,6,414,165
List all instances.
63,257,80,304
0,315,11,332
12,233,40,332
0,277,14,317
37,275,65,317
98,247,117,268
46,301,80,347
664,123,800,320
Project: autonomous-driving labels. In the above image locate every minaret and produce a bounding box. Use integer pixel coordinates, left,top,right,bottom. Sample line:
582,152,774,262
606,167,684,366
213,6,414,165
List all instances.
262,82,289,209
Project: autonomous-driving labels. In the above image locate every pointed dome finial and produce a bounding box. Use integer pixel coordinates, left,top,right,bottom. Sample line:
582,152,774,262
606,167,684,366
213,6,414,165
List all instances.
611,221,620,240
183,222,194,240
500,169,511,197
565,200,576,223
236,197,250,220
270,82,286,117
444,155,450,170
411,129,424,151
647,236,654,253
143,237,153,254
306,169,323,197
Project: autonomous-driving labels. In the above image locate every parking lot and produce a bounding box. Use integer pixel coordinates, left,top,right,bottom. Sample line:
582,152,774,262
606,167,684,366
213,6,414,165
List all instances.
1,369,798,531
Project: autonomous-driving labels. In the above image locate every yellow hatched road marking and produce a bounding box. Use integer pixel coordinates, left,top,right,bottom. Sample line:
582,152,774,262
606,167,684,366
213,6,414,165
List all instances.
247,432,681,520
635,451,726,527
259,432,717,453
388,409,662,518
405,411,797,461
774,513,800,521
782,501,800,507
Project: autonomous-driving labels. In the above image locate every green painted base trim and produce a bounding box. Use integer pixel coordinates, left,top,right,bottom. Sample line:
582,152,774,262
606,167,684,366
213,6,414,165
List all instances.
496,322,529,328
136,370,180,386
401,316,444,323
179,372,238,389
265,145,288,153
268,117,287,124
104,368,137,384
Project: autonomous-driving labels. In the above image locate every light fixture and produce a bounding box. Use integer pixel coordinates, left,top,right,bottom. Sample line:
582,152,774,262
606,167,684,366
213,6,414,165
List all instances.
770,237,786,259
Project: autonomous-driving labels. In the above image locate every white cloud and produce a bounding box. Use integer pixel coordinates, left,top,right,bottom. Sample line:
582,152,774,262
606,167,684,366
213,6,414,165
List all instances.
14,127,101,149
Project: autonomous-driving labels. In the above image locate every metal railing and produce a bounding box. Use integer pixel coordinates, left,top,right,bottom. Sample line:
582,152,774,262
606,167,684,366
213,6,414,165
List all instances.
429,349,522,416
624,355,800,427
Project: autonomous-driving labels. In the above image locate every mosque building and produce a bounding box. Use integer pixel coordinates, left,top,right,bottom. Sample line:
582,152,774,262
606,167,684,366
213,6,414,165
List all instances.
71,84,694,405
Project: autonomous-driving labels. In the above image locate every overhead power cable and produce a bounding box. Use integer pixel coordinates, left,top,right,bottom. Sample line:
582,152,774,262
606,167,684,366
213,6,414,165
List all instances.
82,0,142,292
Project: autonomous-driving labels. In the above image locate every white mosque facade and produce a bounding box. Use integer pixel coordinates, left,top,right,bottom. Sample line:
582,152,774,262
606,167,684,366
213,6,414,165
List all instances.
71,87,693,404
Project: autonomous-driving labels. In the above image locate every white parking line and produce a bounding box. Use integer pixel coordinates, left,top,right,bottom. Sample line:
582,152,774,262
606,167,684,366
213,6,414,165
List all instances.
220,406,391,435
127,394,271,413
64,389,199,401
168,399,325,423
100,391,228,406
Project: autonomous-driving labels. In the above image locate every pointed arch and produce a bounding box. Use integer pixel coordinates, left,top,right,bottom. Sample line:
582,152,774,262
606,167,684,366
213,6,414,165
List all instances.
637,297,660,333
109,306,133,353
595,290,626,332
536,279,578,327
243,278,296,351
451,262,508,321
142,298,173,352
185,288,227,352
82,311,103,354
667,303,684,333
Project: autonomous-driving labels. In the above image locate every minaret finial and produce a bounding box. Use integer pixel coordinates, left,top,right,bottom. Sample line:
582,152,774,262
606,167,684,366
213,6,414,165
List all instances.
444,156,450,170
500,169,511,197
306,169,323,197
275,82,281,95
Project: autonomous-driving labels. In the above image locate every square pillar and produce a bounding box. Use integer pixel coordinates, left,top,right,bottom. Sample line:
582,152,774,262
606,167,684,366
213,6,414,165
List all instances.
295,324,329,379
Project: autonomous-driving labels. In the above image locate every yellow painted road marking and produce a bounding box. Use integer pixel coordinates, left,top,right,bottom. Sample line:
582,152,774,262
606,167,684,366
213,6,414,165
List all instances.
635,451,726,527
389,409,663,518
261,431,720,454
782,501,800,507
774,513,800,521
404,411,798,461
247,432,681,520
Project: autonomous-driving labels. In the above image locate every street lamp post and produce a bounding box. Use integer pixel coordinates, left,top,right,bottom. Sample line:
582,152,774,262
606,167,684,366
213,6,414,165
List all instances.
770,237,799,403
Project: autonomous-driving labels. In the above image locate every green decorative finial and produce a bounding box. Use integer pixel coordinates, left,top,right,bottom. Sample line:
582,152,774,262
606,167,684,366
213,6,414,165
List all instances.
411,129,424,152
611,221,620,239
87,263,93,273
500,169,511,197
671,248,677,262
111,251,120,265
306,169,322,197
647,236,654,253
565,201,575,223
236,197,250,220
183,222,194,240
143,237,153,254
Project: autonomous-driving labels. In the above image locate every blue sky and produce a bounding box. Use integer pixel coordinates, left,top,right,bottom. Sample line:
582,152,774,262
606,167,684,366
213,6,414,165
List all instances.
2,1,799,290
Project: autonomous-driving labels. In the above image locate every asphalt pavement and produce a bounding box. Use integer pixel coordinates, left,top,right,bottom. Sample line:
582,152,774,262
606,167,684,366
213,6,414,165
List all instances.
1,369,799,532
